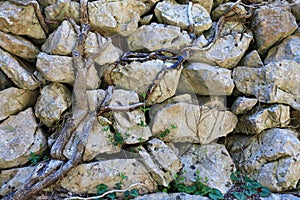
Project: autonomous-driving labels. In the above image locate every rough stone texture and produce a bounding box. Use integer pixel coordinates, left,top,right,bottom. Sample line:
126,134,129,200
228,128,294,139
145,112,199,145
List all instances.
0,70,13,90
230,97,258,115
0,31,40,62
189,33,253,69
151,102,238,144
240,50,264,68
211,2,247,21
192,0,213,13
291,0,300,20
35,83,72,127
110,89,152,144
41,20,76,56
0,48,40,90
134,192,209,200
44,0,80,23
0,1,46,39
265,35,300,64
177,62,234,95
0,87,37,121
86,89,106,112
233,60,300,110
252,0,298,54
155,1,212,35
180,143,235,194
59,159,157,194
262,193,300,200
238,128,300,192
0,108,47,169
128,23,192,51
111,59,182,104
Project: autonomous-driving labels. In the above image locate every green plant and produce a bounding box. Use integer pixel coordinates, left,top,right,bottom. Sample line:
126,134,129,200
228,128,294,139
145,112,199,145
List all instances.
140,92,150,113
158,124,177,139
28,152,41,165
107,132,129,146
230,172,271,199
137,119,147,127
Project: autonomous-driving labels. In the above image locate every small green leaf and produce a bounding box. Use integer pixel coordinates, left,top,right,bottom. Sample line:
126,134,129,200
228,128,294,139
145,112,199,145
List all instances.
107,192,116,200
129,189,139,197
259,187,271,197
233,192,247,200
208,189,224,200
96,184,108,195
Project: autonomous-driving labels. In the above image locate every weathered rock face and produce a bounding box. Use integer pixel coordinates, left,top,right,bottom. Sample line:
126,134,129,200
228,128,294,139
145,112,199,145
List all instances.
0,108,47,169
134,192,209,200
45,0,80,23
240,50,264,68
231,97,258,115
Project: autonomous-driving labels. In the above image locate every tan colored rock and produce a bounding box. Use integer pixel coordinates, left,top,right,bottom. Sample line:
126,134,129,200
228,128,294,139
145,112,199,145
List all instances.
128,23,192,51
0,87,37,121
180,143,235,194
0,1,46,39
59,159,157,194
192,0,213,13
86,89,106,112
155,1,212,35
35,83,72,127
0,31,39,62
0,48,40,90
134,192,210,200
0,108,47,169
45,0,80,22
231,97,258,115
212,2,247,21
0,70,13,90
240,50,264,68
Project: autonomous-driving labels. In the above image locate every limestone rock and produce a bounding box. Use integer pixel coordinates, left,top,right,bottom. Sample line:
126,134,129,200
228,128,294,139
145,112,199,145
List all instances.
252,0,298,54
45,0,80,22
177,63,234,95
0,70,13,90
59,159,157,194
239,128,300,192
128,23,192,51
291,0,300,20
0,31,39,62
86,89,106,112
110,89,152,144
134,192,209,200
180,143,236,194
240,50,264,68
189,33,253,69
212,2,247,21
262,193,300,200
110,59,182,104
0,1,46,39
236,104,290,134
151,102,237,144
0,108,47,169
0,48,40,90
265,35,300,64
41,20,76,56
233,60,300,110
192,0,213,13
0,87,37,121
155,1,212,35
231,97,258,115
35,83,72,127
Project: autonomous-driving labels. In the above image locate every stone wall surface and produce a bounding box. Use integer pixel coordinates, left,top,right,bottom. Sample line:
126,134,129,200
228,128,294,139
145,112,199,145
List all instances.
0,0,299,200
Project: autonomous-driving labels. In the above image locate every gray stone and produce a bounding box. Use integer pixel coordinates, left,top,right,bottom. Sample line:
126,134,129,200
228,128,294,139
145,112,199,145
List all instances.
236,104,290,134
231,97,258,115
252,0,298,54
291,0,300,20
35,83,72,127
240,50,264,68
0,48,40,90
134,192,209,200
0,1,46,39
177,62,234,95
180,143,236,194
265,35,300,64
86,89,106,112
155,1,212,35
0,31,40,62
0,87,37,121
128,23,192,51
151,102,237,144
239,128,300,192
59,159,157,194
211,2,247,21
262,193,300,200
0,108,47,169
45,0,80,23
41,20,76,56
233,60,300,110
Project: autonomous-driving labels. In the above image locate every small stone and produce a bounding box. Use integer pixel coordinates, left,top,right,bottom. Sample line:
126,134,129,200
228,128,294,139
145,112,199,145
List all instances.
231,97,258,115
240,50,264,68
45,0,80,23
212,2,247,21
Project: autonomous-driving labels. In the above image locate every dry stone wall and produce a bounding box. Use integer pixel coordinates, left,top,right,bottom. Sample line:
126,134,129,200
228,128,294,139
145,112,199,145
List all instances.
0,0,300,199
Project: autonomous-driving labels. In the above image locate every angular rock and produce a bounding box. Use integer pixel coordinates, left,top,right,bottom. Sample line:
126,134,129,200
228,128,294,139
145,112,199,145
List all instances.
155,1,212,35
265,35,300,64
291,0,300,20
233,60,300,110
0,1,46,39
45,0,80,22
86,89,106,112
134,192,209,200
0,87,37,121
151,102,238,144
192,0,213,13
110,89,152,144
41,20,76,56
238,128,300,192
0,48,40,90
252,0,298,54
189,33,253,69
59,159,157,194
0,108,47,169
236,104,290,134
180,143,235,194
128,23,192,51
177,63,234,95
0,31,40,62
230,97,258,115
240,50,264,68
110,59,182,104
35,83,72,127
0,70,13,90
211,2,247,21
